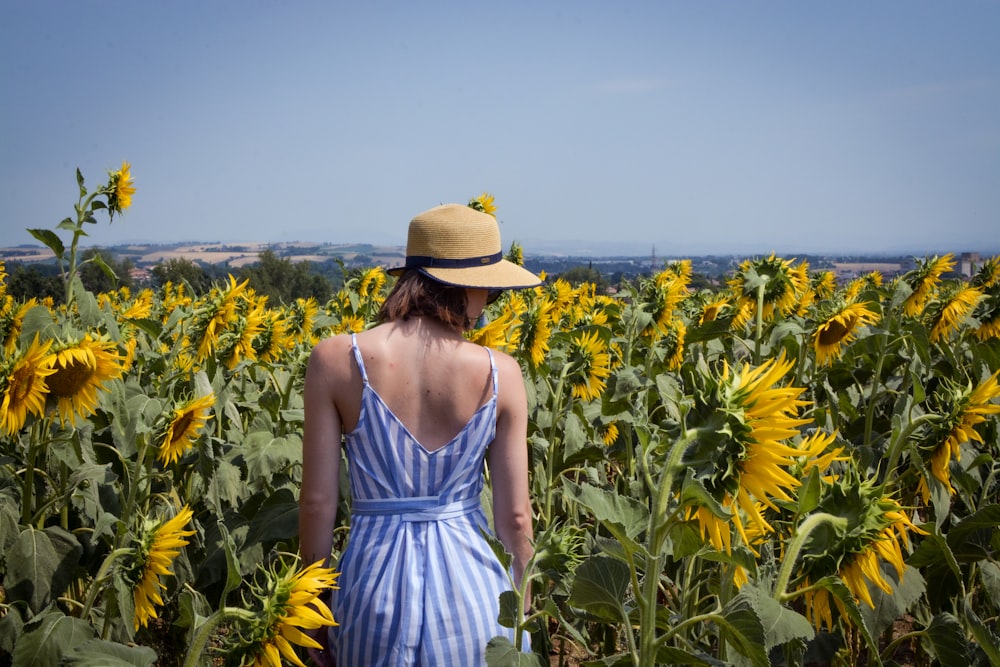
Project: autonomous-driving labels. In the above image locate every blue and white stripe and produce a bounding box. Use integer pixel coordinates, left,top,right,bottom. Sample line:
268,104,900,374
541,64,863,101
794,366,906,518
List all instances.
328,334,520,666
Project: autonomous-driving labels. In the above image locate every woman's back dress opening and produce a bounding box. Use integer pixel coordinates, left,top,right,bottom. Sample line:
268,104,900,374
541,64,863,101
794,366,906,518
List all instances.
329,333,519,666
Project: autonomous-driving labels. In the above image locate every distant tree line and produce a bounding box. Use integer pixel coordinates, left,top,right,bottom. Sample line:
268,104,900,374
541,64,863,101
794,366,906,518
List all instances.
5,247,721,305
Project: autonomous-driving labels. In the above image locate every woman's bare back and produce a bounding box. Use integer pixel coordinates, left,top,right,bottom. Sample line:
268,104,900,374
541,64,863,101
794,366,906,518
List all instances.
343,318,494,451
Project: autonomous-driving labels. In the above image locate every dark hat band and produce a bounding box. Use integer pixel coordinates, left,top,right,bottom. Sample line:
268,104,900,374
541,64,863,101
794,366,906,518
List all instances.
404,251,502,269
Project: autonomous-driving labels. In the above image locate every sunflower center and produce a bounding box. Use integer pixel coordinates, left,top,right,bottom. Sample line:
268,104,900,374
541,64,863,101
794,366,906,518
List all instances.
818,320,851,346
9,365,38,403
170,412,196,444
47,359,95,397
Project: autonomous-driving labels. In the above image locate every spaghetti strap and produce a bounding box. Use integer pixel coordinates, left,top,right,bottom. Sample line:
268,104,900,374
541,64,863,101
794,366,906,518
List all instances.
350,333,369,385
486,347,498,398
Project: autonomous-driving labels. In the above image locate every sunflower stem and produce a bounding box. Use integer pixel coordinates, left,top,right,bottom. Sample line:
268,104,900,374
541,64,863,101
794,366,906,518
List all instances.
21,420,44,526
79,547,132,623
862,330,888,448
183,607,259,667
542,364,572,526
878,413,937,494
772,512,846,602
754,283,766,365
638,428,697,666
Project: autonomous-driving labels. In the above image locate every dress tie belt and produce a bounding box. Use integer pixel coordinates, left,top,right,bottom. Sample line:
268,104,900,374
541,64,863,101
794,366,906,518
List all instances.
351,495,481,522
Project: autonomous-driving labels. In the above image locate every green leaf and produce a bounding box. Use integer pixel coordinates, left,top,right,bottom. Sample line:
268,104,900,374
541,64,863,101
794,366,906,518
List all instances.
57,216,78,231
484,636,547,666
243,431,301,479
907,531,961,579
562,480,648,541
717,593,768,667
11,611,95,667
26,228,65,260
860,564,925,638
923,613,970,665
243,488,298,547
0,605,24,653
654,645,727,666
89,252,119,284
481,529,513,573
19,304,60,344
209,521,244,606
947,503,1000,560
71,276,102,327
813,576,881,665
960,597,1000,665
4,526,82,614
497,590,520,629
175,587,212,631
739,582,814,650
796,466,822,515
567,555,631,624
207,459,245,512
62,639,158,666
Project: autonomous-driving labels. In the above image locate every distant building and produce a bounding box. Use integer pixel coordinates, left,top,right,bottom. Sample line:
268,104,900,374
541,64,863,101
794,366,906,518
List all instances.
129,267,152,285
959,252,981,278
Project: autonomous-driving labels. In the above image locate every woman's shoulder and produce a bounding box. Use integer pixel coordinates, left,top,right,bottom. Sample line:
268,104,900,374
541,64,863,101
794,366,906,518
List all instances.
307,333,358,376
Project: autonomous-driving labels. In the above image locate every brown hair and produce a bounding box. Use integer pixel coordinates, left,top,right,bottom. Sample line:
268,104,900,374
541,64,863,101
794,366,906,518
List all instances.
378,270,468,330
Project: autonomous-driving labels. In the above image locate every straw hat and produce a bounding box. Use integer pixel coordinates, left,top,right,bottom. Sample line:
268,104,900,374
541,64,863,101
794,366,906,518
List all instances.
388,203,541,290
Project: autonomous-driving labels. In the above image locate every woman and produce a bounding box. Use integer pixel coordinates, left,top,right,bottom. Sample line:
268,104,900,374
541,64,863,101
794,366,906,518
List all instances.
299,202,539,666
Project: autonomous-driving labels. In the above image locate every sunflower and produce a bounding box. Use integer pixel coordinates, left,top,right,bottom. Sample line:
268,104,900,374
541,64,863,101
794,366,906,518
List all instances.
798,485,925,631
467,307,519,352
244,559,340,667
46,334,124,425
644,269,689,339
923,371,1000,495
254,316,293,364
106,161,136,217
189,276,250,360
684,352,824,554
928,284,982,343
1,296,38,355
662,318,686,371
132,505,196,630
334,314,367,336
728,254,807,329
468,192,497,217
598,420,620,446
566,329,612,402
972,283,1000,341
969,255,1000,289
813,302,880,366
517,298,556,368
219,301,266,370
844,271,883,302
698,294,731,325
0,336,56,436
158,393,215,465
357,266,387,302
812,271,837,300
549,278,576,316
505,240,525,266
901,254,954,317
286,297,319,346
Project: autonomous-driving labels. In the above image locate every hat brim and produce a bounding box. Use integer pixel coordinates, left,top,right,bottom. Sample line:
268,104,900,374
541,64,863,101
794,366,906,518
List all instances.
387,259,541,290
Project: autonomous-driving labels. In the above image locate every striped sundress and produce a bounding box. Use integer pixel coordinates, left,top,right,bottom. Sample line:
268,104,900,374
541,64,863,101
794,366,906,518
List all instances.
327,334,520,666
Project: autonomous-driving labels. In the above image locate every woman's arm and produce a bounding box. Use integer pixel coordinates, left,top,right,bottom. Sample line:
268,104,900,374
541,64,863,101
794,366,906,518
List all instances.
489,352,535,598
299,337,344,568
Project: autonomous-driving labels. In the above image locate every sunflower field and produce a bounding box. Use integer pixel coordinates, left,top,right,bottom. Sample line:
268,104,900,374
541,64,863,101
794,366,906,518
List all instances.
1,170,1000,666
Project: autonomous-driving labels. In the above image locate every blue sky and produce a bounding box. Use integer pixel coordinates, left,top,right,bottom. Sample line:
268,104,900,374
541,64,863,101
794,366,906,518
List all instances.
2,1,998,257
